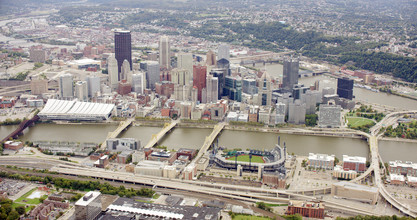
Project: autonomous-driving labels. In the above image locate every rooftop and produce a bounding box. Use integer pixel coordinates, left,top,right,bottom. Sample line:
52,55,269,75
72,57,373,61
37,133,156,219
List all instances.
343,155,366,164
333,181,378,193
75,191,101,207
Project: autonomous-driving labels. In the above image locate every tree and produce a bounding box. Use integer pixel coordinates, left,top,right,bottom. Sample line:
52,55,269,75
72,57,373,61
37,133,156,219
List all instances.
15,206,25,215
334,157,339,166
6,210,19,220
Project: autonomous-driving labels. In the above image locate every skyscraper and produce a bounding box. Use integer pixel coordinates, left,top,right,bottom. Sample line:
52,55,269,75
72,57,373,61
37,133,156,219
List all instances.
121,59,131,82
217,44,230,61
206,75,219,103
159,36,170,69
177,53,193,75
282,56,299,92
206,50,217,66
193,65,207,102
171,68,191,86
143,61,160,90
132,73,144,94
114,30,132,80
59,74,74,99
107,54,118,90
86,76,101,98
337,77,354,100
75,81,88,101
258,72,272,106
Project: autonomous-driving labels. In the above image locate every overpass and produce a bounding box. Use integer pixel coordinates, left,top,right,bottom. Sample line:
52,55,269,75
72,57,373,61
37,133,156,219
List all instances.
144,120,178,149
193,122,225,162
100,118,134,150
49,164,376,217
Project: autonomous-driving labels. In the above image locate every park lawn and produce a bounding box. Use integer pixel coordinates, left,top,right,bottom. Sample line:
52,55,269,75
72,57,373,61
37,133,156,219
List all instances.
347,117,375,128
233,215,272,220
11,203,34,213
15,188,48,205
226,155,265,163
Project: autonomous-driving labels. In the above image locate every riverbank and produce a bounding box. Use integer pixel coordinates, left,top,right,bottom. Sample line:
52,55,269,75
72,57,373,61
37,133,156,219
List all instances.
380,137,417,143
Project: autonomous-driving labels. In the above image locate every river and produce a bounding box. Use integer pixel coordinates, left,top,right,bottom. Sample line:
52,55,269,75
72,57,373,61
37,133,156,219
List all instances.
261,63,417,110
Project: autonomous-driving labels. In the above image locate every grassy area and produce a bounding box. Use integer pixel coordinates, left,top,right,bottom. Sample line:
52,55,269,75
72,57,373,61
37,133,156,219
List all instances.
226,154,265,163
347,117,375,128
233,215,272,220
15,188,48,205
12,203,34,212
136,199,153,203
256,202,288,207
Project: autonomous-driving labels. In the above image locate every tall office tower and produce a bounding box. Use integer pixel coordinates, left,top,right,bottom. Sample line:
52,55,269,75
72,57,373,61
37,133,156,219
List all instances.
193,65,207,102
302,90,317,115
206,50,217,66
171,68,191,86
337,77,354,100
217,44,230,61
86,76,100,98
75,81,88,101
177,53,193,75
288,100,306,124
191,86,198,103
121,59,131,82
282,56,299,92
107,54,119,90
224,76,242,102
206,75,219,103
59,74,74,99
318,104,341,128
114,30,132,79
242,78,257,95
216,58,231,76
143,61,160,90
275,102,286,124
257,72,272,106
159,36,170,69
209,68,226,99
132,73,144,94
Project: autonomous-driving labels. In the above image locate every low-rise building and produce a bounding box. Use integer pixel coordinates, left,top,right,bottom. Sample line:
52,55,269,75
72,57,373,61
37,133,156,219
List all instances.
343,155,366,173
407,176,417,187
333,165,358,180
390,173,405,185
106,138,140,152
4,141,23,150
286,200,325,219
331,181,378,204
262,172,286,188
389,160,417,177
308,153,335,170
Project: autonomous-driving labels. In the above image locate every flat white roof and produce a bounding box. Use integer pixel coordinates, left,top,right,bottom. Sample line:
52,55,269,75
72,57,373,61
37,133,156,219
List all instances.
390,173,405,181
343,155,366,164
333,181,378,193
108,204,184,219
75,191,101,206
309,153,335,162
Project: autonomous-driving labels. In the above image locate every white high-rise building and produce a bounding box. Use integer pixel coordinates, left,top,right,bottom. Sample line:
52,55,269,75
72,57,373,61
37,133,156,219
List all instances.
132,72,144,94
218,44,230,61
206,75,218,103
59,74,74,99
159,36,170,69
144,61,160,90
86,76,100,98
107,54,118,90
177,53,193,75
171,68,191,86
75,81,88,101
121,59,131,82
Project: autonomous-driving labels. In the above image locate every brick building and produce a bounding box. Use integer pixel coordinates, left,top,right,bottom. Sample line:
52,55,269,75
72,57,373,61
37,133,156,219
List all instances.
286,200,325,219
343,155,366,172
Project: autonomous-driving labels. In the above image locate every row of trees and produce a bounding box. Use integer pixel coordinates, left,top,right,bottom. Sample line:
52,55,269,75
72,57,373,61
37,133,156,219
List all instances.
0,172,155,198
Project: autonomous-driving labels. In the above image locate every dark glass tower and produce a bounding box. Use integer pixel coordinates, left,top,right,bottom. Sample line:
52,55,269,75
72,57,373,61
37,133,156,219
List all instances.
337,77,354,100
114,30,132,81
282,57,299,92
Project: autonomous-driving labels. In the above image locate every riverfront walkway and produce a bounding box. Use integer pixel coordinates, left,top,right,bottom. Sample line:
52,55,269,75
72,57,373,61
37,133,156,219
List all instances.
144,120,178,149
100,118,134,150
